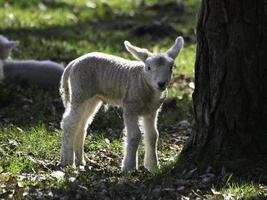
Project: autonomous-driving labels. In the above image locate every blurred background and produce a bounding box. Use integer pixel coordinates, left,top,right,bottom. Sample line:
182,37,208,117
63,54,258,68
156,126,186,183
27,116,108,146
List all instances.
0,0,199,75
0,0,200,127
0,1,201,197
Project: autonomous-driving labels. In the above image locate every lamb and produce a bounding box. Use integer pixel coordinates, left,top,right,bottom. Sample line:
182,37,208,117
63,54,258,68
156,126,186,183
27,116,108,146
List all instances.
1,60,64,88
0,35,19,60
60,36,184,172
0,35,64,89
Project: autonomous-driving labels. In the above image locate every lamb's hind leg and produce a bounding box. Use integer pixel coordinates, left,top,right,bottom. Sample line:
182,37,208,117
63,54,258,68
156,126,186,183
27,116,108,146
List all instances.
142,110,159,172
122,109,141,172
74,97,102,166
61,102,89,166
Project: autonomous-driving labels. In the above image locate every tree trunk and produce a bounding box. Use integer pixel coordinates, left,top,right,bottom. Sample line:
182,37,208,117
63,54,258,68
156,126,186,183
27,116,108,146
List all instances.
182,0,267,170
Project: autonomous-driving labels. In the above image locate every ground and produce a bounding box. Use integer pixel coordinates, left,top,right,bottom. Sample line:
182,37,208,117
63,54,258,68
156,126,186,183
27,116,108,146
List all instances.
0,0,266,199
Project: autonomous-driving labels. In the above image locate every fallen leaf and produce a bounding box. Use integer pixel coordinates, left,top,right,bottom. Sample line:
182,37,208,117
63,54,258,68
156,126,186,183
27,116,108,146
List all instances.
51,171,65,179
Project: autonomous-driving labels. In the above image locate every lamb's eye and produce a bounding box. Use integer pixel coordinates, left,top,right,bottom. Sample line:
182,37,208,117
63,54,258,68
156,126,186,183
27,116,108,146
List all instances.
170,65,173,71
147,66,151,70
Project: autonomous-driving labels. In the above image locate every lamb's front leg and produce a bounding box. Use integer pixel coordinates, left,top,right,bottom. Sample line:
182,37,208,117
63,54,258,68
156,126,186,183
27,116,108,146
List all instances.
142,110,159,172
122,110,141,173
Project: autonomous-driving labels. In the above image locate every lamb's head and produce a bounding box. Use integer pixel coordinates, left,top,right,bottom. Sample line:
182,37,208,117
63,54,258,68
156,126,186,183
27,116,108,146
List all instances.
0,35,19,60
124,36,184,91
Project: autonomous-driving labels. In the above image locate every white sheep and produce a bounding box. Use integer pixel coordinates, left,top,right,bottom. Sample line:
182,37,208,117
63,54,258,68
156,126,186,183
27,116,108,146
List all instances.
0,35,64,89
60,36,184,172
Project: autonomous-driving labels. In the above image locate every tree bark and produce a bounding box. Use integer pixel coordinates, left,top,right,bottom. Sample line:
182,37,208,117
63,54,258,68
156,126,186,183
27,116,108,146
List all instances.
182,0,267,169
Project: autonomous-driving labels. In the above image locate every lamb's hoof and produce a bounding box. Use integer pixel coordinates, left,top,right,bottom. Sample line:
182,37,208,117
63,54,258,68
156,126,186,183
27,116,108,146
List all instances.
76,158,86,166
144,164,159,173
60,161,76,168
60,157,75,167
121,167,136,173
121,164,137,173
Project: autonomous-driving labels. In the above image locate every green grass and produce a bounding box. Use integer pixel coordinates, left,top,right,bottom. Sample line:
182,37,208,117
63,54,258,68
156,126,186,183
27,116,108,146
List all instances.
221,182,262,199
0,0,196,77
176,44,195,76
0,122,188,199
0,125,60,174
207,181,266,200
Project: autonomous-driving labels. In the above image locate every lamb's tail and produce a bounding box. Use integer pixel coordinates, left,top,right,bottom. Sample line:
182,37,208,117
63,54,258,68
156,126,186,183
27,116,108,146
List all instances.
59,62,73,108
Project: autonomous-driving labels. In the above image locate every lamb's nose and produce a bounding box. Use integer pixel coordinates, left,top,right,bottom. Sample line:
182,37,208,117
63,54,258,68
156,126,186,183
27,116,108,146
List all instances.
158,82,166,89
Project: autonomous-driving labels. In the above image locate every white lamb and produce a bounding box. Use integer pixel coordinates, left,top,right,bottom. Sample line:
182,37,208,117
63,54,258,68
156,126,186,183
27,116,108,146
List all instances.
60,36,184,172
0,35,64,88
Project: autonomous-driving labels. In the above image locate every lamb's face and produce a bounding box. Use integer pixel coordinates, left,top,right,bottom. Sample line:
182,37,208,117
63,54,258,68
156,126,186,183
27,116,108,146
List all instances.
0,35,19,59
144,54,174,91
124,36,184,92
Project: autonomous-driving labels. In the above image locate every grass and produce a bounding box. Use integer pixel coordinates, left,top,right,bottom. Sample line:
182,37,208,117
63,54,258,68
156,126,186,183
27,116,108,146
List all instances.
207,181,266,200
0,0,266,199
0,125,59,174
0,0,196,77
221,182,262,199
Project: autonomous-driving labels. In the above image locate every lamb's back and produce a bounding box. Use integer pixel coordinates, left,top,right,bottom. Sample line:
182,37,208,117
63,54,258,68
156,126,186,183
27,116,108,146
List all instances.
70,52,144,104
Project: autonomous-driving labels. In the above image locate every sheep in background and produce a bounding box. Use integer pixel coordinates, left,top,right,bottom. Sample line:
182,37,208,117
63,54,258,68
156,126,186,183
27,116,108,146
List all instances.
0,35,19,60
0,35,64,89
60,37,184,172
1,60,64,89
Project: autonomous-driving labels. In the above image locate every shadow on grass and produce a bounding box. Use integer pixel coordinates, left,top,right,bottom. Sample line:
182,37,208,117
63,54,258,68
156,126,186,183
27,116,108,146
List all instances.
2,154,265,199
26,153,266,199
0,82,192,139
1,84,265,198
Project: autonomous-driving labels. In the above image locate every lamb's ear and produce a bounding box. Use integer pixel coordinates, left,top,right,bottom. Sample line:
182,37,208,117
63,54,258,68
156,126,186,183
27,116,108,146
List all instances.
166,36,184,59
124,41,152,62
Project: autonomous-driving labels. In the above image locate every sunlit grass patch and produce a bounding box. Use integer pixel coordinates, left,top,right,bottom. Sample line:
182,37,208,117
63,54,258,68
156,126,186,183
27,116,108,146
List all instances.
0,122,186,174
207,181,266,200
0,7,76,28
0,125,60,174
0,122,188,199
176,44,195,76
